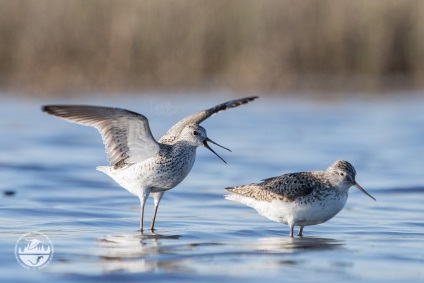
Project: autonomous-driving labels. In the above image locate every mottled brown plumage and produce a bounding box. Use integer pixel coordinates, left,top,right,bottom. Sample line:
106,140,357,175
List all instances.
225,160,376,237
226,172,325,202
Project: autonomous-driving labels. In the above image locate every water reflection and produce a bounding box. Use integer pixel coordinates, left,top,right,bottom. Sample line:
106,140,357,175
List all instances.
96,231,345,274
97,233,184,273
252,236,345,253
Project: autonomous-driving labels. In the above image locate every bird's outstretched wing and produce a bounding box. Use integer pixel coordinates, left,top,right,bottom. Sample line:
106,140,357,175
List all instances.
42,105,160,168
159,96,258,144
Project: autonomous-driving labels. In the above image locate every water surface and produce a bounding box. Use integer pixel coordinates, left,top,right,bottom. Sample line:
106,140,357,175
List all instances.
1,94,423,282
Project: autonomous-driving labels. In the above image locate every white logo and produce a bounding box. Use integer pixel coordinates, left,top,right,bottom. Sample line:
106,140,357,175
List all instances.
15,231,54,270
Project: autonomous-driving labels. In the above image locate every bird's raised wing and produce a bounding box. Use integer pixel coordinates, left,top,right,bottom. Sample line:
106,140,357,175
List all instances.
42,105,160,168
160,96,258,144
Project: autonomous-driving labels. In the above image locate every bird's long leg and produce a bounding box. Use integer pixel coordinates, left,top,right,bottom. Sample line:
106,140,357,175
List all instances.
150,206,158,233
138,188,151,234
297,226,304,237
140,206,144,233
289,224,294,237
149,192,164,233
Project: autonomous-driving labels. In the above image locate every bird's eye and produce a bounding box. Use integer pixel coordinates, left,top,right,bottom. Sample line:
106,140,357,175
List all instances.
193,131,199,136
339,172,345,176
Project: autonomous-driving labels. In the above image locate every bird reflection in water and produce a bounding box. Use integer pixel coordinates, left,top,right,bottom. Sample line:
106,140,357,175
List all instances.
97,233,183,273
252,236,345,253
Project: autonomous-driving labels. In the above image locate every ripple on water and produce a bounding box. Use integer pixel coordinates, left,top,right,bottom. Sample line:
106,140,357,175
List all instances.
1,96,424,282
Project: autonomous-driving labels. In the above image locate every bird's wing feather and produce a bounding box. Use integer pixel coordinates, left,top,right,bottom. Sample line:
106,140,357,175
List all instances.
42,105,160,168
260,173,316,201
225,184,287,202
226,172,317,202
160,96,258,144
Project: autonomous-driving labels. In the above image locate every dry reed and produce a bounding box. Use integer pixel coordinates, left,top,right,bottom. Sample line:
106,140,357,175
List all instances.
0,0,423,94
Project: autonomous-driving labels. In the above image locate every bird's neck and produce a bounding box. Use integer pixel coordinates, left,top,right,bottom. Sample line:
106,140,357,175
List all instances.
171,140,198,158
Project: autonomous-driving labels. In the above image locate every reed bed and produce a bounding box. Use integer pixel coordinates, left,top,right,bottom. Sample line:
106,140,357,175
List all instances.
1,0,423,94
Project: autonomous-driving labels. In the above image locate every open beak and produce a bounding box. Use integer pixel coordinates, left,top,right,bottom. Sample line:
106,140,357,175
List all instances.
203,138,231,164
354,183,376,201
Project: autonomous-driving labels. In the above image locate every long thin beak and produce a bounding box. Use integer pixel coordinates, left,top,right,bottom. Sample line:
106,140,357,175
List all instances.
206,138,231,152
354,183,376,201
203,138,231,164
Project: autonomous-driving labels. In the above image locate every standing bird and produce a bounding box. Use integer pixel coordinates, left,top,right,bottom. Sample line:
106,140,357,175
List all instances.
43,96,257,233
225,160,375,237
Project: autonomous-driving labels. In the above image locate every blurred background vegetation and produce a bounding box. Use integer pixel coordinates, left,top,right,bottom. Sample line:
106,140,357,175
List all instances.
1,0,424,96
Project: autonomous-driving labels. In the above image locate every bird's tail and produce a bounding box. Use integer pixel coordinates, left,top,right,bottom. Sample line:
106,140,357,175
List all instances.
225,183,284,204
96,166,114,176
225,184,259,198
225,184,269,212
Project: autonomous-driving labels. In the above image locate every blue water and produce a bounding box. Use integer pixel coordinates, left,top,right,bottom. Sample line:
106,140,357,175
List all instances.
1,93,423,282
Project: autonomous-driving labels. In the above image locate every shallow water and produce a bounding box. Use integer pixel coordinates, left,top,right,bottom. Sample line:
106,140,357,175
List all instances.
1,93,423,282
